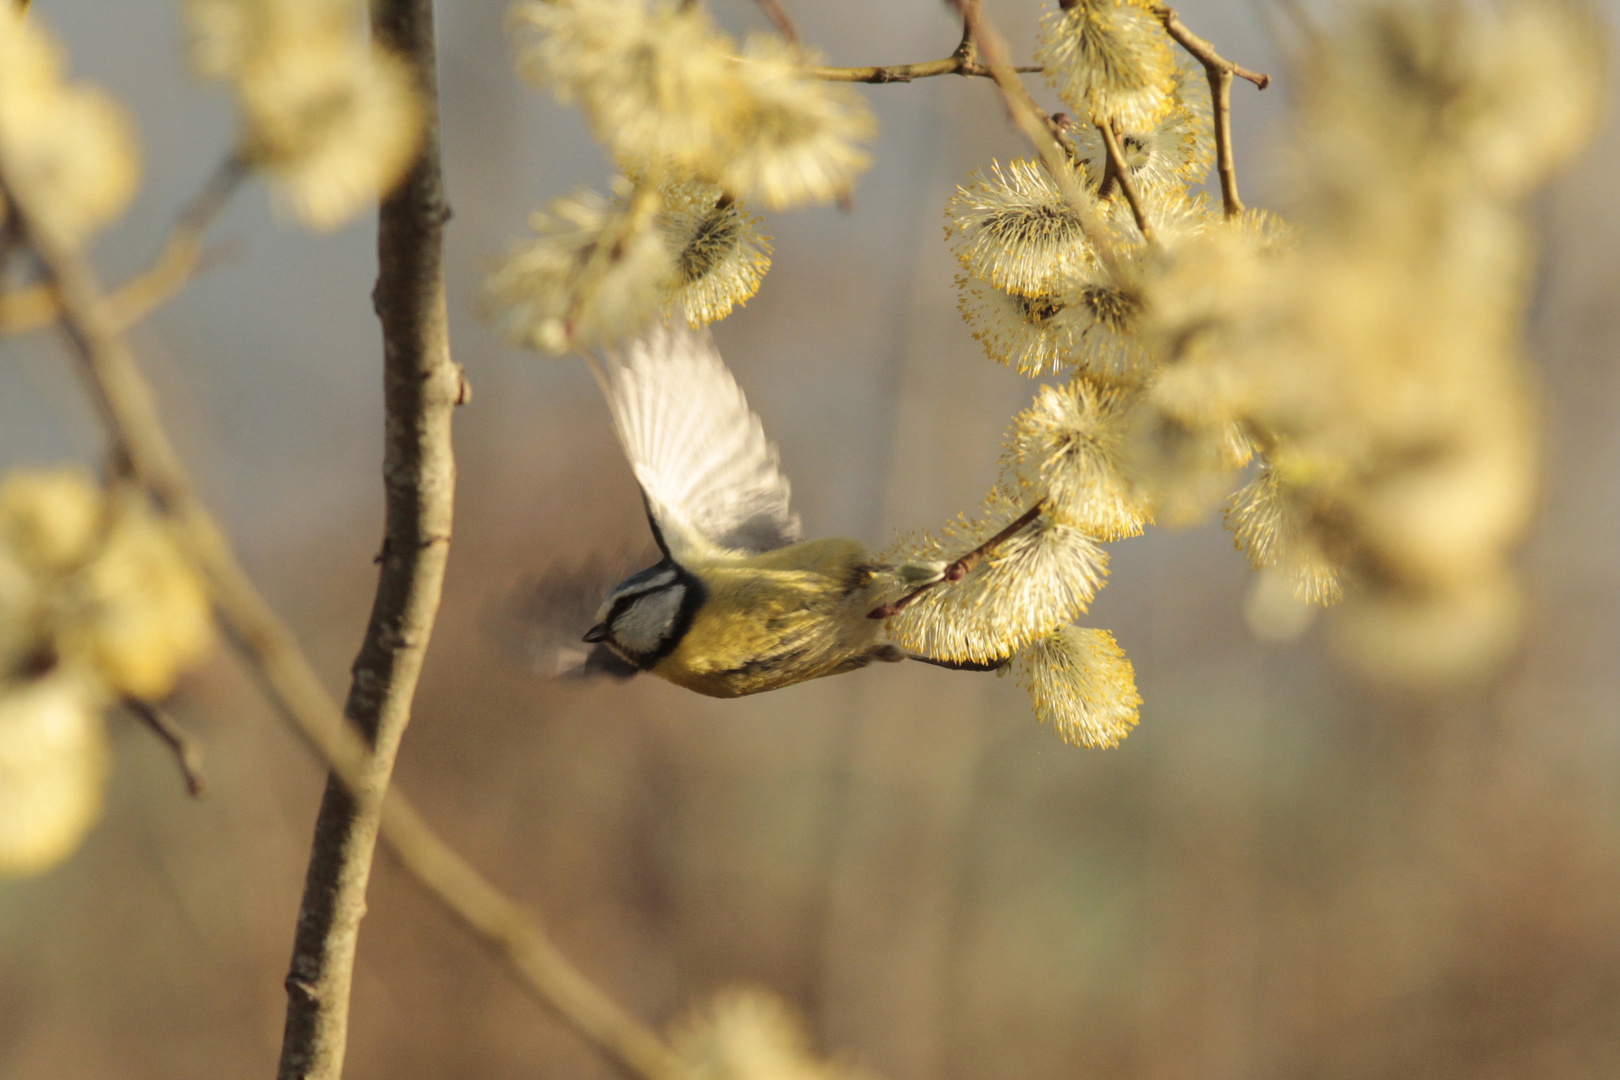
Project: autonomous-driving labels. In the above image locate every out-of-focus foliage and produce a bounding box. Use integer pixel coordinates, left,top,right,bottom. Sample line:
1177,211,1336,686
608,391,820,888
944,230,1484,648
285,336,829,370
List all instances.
1130,0,1606,686
488,0,873,351
0,671,110,878
0,470,213,877
485,183,675,355
672,988,875,1080
0,8,138,244
905,0,1605,740
184,0,423,229
511,0,872,209
486,172,777,352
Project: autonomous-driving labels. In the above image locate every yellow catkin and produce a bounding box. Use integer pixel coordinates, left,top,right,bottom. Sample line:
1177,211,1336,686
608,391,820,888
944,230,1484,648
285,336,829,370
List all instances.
1015,625,1141,748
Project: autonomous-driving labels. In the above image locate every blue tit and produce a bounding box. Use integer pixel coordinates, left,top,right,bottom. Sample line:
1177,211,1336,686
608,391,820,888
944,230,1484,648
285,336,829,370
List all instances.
567,322,998,698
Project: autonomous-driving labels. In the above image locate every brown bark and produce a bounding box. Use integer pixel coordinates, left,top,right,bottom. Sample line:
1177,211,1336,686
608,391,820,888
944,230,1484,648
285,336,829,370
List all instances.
275,0,461,1077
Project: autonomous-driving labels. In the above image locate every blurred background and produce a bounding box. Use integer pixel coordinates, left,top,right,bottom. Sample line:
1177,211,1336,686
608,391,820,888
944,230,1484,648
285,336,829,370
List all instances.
3,0,1620,1077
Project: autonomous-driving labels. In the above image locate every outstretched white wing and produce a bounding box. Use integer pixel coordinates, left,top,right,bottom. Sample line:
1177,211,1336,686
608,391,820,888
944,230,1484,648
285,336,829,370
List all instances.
596,322,803,562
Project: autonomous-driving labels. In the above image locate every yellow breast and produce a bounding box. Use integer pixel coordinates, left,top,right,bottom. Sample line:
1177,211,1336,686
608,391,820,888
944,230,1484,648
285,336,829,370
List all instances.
652,537,887,697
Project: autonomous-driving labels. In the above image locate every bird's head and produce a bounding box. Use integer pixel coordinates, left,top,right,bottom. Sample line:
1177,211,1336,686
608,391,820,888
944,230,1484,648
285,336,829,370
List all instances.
583,560,705,669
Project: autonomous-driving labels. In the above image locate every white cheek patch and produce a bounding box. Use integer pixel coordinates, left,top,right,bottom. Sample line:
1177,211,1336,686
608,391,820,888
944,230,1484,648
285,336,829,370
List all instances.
613,586,685,656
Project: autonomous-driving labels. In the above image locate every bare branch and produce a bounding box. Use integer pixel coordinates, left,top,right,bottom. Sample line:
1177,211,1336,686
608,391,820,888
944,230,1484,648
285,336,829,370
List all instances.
274,0,460,1075
752,0,800,46
870,502,1044,619
1207,65,1243,217
124,698,208,798
812,6,1041,84
812,58,1042,83
1151,5,1271,218
1096,121,1152,240
1156,6,1270,89
0,154,247,336
0,50,682,1080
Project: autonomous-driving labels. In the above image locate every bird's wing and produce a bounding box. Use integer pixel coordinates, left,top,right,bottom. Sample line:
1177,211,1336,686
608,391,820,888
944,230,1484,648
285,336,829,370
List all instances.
596,322,803,561
497,554,646,681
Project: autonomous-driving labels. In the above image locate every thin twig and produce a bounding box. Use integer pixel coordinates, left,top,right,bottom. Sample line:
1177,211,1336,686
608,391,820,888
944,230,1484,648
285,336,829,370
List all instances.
124,698,208,798
1207,65,1242,216
1151,5,1270,218
1096,121,1152,240
752,0,799,45
1,154,247,335
0,58,682,1080
869,502,1044,619
1156,6,1270,89
812,3,1040,84
1046,112,1086,169
812,58,1041,83
275,0,460,1075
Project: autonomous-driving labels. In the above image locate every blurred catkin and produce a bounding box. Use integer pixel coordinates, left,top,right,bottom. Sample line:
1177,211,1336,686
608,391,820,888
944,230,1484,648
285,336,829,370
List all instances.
0,471,213,876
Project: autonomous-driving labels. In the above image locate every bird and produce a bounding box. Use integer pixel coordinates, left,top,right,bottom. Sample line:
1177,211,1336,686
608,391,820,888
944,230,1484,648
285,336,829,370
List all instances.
529,320,1001,698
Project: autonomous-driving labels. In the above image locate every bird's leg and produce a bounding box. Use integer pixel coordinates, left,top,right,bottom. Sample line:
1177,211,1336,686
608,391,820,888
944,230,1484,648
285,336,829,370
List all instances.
868,501,1044,619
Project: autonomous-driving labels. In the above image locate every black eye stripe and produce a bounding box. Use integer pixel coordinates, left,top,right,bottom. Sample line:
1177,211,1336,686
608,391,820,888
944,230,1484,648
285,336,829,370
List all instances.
606,565,679,607
598,561,708,669
609,580,679,619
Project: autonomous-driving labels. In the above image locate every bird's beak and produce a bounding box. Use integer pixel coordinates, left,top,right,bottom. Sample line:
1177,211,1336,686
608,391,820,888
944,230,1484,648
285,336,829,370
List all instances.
582,623,609,643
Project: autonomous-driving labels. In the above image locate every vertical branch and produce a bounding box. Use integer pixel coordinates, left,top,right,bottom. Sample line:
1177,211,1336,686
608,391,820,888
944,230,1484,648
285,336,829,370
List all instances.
275,0,460,1077
1204,63,1241,217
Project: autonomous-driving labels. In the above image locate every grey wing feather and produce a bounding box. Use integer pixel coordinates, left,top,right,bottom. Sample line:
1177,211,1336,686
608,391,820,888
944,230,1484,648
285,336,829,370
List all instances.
597,322,803,560
497,555,644,681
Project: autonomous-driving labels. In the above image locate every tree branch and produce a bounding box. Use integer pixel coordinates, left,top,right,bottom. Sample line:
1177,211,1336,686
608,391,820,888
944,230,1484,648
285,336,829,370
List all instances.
0,154,246,336
124,697,208,798
274,0,460,1075
811,6,1041,84
752,0,800,46
869,502,1044,619
811,58,1041,83
1151,5,1270,218
1097,120,1152,239
0,33,682,1080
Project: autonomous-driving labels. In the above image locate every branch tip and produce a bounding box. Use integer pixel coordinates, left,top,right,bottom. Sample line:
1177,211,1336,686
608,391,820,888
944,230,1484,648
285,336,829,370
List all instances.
125,698,208,798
